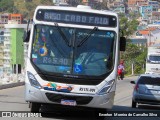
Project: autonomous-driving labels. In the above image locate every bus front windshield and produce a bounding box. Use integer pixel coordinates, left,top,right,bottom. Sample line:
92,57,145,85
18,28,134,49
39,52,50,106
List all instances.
31,24,116,76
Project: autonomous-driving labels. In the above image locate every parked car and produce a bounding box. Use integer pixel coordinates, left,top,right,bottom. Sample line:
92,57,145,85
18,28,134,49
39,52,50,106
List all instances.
130,74,160,108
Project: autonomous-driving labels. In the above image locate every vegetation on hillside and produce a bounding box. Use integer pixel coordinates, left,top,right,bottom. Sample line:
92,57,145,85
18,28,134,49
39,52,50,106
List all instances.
0,0,111,19
0,0,54,19
0,0,14,13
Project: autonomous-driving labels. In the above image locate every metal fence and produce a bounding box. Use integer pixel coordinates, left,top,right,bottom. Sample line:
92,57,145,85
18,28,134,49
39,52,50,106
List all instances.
125,61,145,75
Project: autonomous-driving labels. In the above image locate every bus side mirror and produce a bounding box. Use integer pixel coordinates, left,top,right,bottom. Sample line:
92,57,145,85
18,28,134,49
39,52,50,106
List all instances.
23,19,30,43
23,30,30,42
120,37,126,51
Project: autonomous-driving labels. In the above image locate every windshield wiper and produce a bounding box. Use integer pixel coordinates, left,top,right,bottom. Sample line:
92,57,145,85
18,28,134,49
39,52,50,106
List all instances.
54,23,71,47
77,27,98,47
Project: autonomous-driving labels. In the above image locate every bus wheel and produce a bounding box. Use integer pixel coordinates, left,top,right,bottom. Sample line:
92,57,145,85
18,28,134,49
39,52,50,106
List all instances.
29,102,41,112
132,100,137,108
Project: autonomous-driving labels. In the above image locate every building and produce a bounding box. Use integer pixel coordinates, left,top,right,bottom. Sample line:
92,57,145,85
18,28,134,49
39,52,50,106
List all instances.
136,0,148,6
139,5,153,22
151,11,160,23
129,38,147,47
128,0,148,13
0,24,4,29
113,2,125,13
82,0,103,7
0,43,3,75
136,27,160,46
0,13,23,24
128,0,147,7
128,0,136,6
0,28,4,43
9,14,23,24
3,28,11,73
4,24,29,74
0,29,4,75
148,1,159,12
0,13,9,24
53,0,67,5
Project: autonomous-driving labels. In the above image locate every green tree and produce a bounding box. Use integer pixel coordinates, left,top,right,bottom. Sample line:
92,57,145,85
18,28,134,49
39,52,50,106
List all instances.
134,47,147,74
119,13,146,75
22,11,29,19
129,11,141,19
40,0,53,5
10,6,19,13
0,0,14,12
119,14,139,38
121,43,141,60
121,44,147,75
25,2,37,18
25,2,36,11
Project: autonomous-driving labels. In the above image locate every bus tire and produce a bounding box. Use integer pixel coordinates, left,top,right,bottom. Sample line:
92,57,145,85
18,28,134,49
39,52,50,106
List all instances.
132,100,137,108
29,102,41,112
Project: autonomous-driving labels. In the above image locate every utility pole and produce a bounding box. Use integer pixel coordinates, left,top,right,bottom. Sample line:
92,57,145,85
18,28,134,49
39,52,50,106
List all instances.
132,62,134,75
148,28,151,46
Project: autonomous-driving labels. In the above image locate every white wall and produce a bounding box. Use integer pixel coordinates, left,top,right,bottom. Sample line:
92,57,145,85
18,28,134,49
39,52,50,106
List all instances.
53,0,66,4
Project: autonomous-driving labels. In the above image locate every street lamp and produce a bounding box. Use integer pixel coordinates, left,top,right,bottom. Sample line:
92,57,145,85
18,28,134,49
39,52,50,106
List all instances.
147,27,151,46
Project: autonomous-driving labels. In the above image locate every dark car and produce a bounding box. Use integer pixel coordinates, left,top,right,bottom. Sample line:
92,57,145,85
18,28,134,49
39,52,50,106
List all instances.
130,74,160,108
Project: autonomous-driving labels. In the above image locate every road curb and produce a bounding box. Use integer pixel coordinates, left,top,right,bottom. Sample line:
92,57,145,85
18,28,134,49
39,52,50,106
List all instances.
0,82,25,90
125,74,140,78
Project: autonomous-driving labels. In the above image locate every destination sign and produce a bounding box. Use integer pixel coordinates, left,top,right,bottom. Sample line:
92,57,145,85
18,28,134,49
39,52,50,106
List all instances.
36,9,117,27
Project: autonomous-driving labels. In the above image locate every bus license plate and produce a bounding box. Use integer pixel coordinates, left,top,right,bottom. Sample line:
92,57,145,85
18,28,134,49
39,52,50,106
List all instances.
61,99,77,106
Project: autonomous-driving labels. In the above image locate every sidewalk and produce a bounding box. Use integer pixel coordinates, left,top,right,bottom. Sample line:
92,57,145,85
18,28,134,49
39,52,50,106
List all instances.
0,81,25,90
0,74,25,90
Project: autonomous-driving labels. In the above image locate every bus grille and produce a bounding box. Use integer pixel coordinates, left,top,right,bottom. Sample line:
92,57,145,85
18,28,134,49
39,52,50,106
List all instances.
45,93,93,105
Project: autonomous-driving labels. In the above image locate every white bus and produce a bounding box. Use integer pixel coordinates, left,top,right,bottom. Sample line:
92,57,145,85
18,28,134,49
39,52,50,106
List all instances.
145,44,160,74
24,5,126,113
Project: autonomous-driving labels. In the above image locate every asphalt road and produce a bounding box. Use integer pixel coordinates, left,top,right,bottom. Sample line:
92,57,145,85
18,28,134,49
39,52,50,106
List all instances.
0,75,160,120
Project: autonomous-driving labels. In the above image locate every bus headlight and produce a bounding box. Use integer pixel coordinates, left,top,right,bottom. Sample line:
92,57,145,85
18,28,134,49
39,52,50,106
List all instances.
98,79,115,95
27,71,42,89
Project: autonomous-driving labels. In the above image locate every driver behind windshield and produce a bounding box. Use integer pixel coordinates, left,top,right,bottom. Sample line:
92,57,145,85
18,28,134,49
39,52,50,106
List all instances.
74,38,109,75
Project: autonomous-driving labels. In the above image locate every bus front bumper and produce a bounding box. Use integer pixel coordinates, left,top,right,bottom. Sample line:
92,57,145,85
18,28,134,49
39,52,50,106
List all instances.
25,84,115,109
